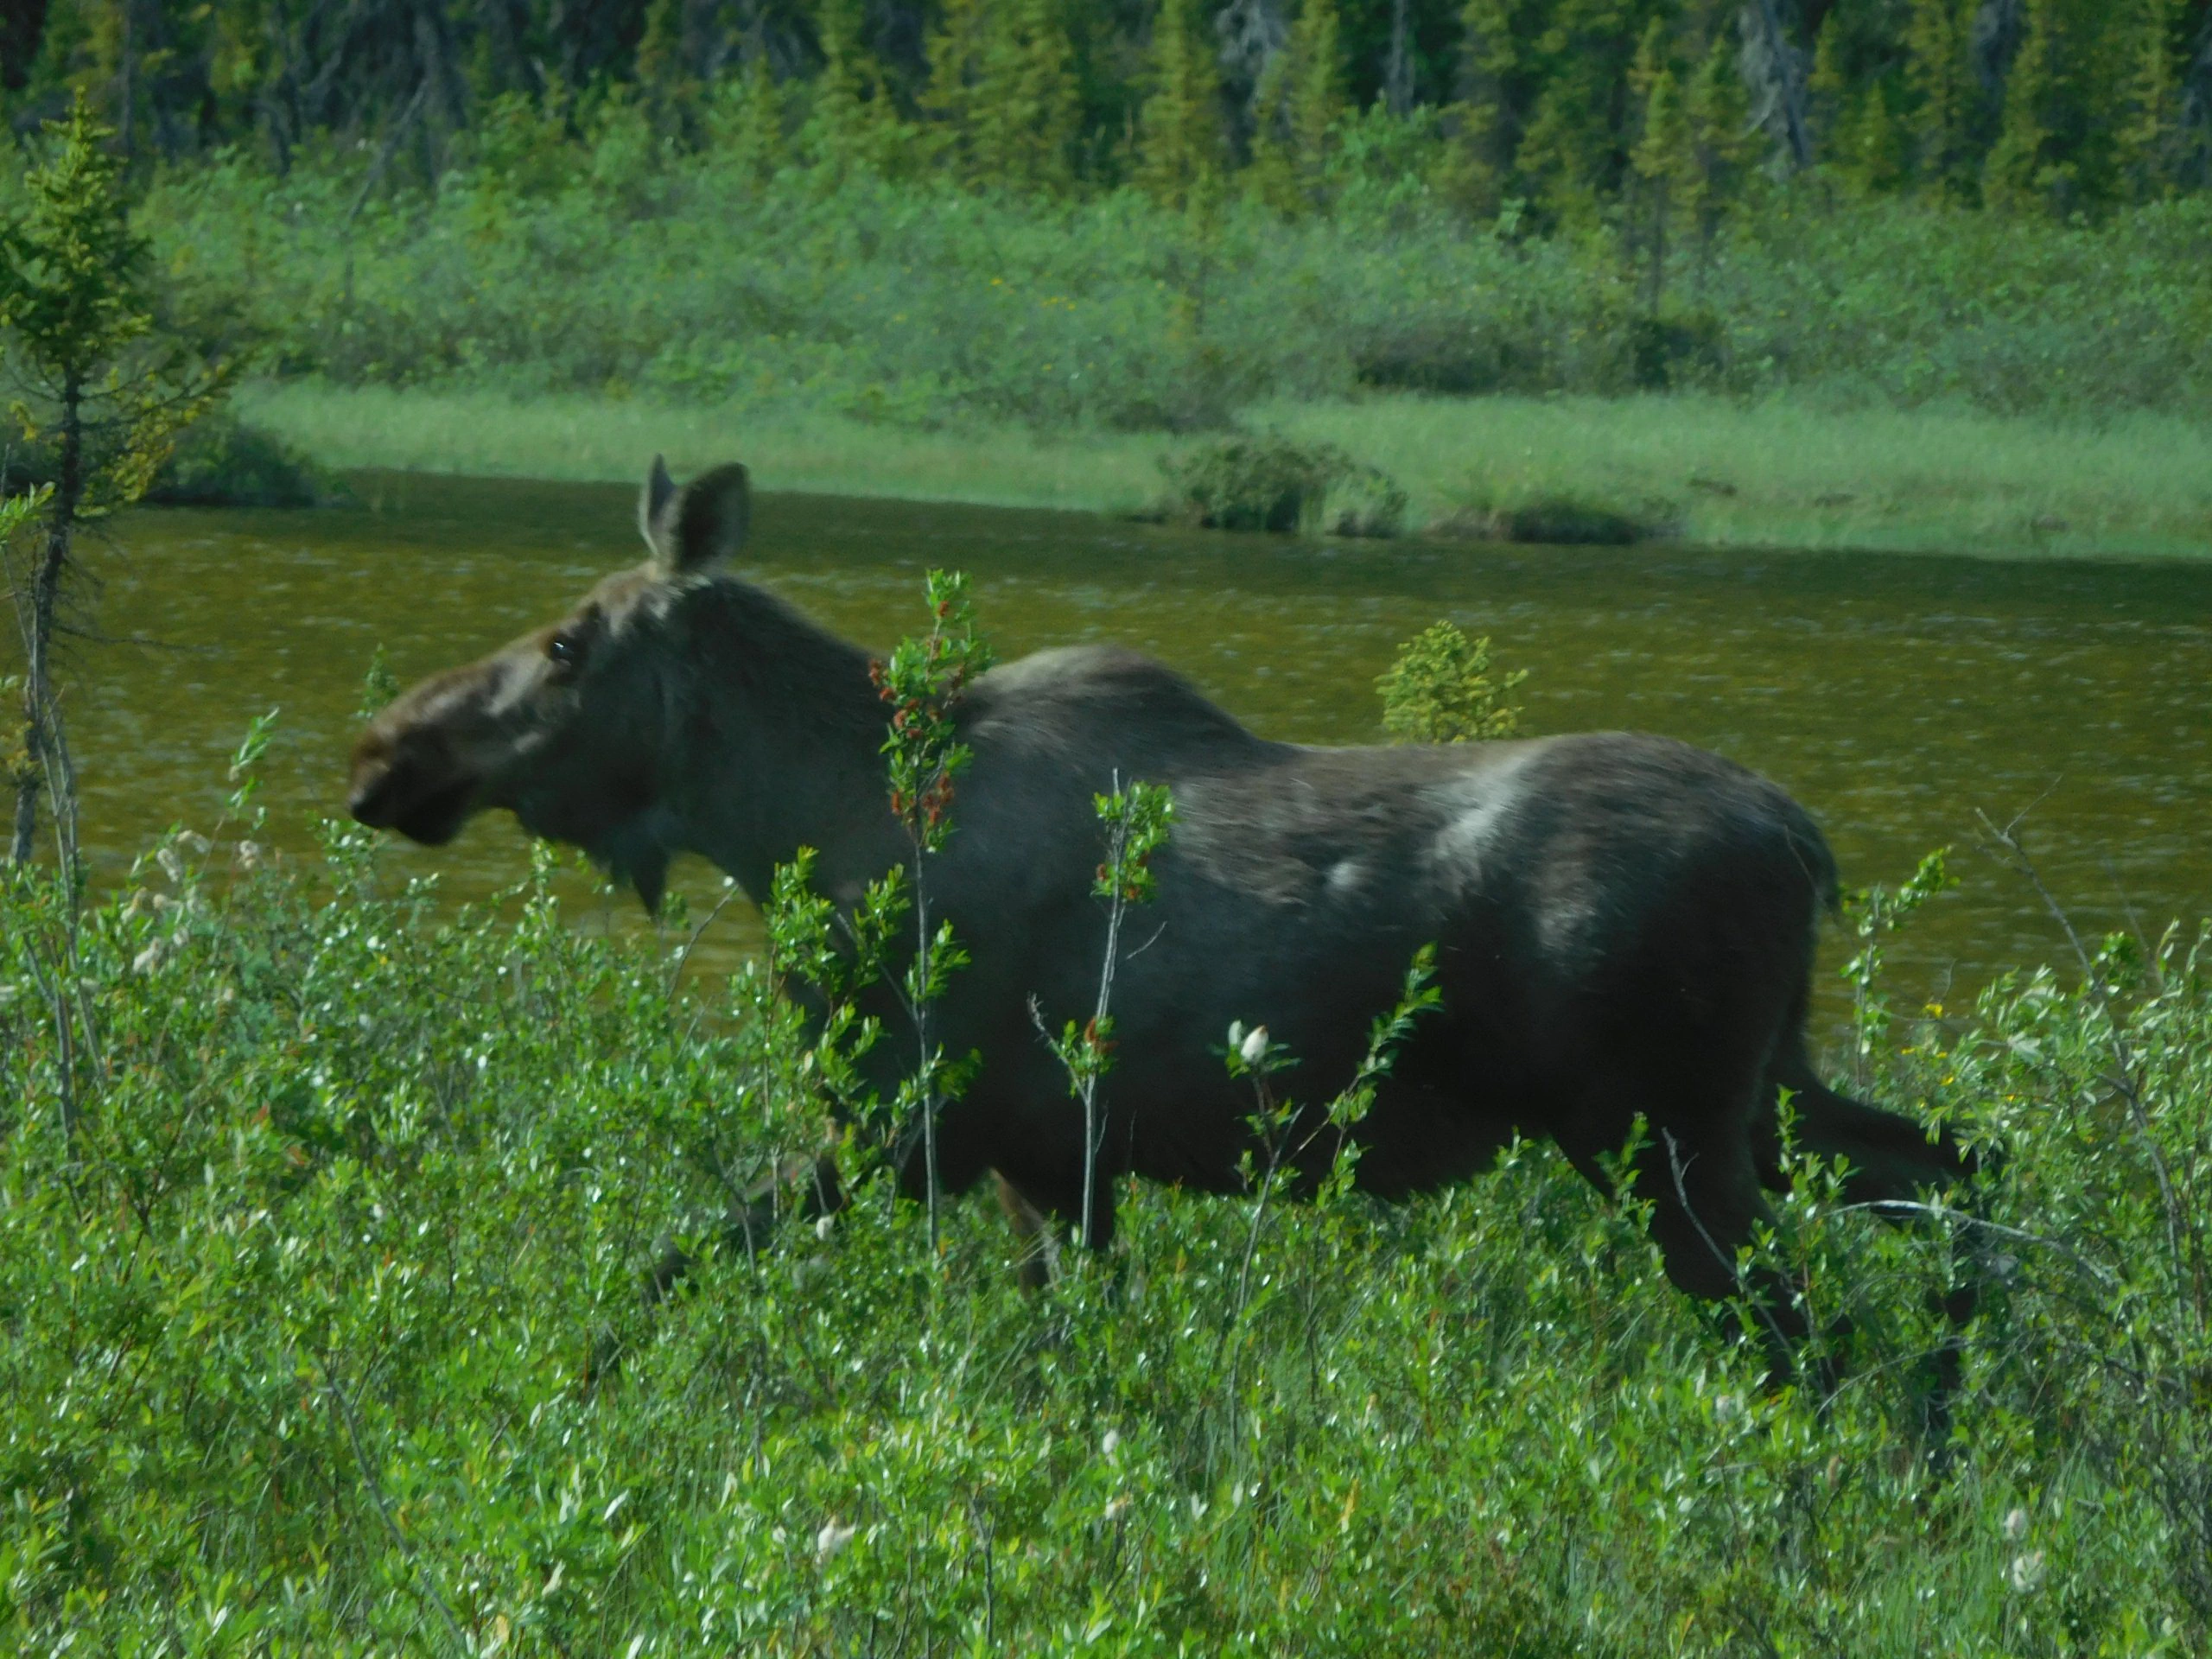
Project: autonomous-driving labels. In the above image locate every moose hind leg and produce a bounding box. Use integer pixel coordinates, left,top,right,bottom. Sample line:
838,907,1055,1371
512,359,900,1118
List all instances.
1555,1035,1820,1381
995,1173,1062,1291
1768,1065,1980,1204
1769,1061,1986,1445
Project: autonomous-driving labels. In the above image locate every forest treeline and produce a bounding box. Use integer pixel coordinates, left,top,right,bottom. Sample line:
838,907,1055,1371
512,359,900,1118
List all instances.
5,1,2211,220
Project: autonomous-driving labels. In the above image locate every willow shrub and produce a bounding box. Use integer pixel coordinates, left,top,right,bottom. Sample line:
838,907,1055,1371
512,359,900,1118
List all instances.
135,128,2212,435
3,792,2209,1651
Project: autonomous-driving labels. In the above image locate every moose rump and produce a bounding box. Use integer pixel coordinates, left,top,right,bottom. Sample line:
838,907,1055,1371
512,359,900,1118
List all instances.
347,457,1976,1318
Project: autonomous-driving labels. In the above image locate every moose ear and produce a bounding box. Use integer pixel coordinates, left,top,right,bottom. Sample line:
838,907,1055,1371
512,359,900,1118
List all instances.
639,454,677,552
640,457,750,575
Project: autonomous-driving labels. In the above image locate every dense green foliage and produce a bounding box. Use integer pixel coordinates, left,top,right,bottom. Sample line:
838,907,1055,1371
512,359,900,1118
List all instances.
1376,619,1526,741
8,2,2209,216
112,133,2212,435
1156,433,1406,534
5,726,2212,1651
3,5,2207,477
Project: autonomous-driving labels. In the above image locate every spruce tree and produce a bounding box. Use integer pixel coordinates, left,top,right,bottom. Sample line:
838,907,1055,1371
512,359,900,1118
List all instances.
923,0,992,176
803,0,908,181
1513,0,1654,227
1286,0,1347,193
985,0,1081,192
1627,19,1688,313
1808,12,1846,158
1249,0,1347,214
2,94,232,863
1248,51,1301,212
637,0,697,135
1682,34,1751,287
2116,0,2184,200
1435,0,1516,218
1904,0,1971,195
1135,0,1224,211
708,52,789,185
1983,0,2064,211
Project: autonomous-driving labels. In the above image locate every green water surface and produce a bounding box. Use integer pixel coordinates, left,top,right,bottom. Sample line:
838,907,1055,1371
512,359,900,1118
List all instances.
22,471,2212,1028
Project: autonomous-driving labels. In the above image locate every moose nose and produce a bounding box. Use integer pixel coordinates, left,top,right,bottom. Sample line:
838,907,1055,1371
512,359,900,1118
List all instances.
346,730,405,826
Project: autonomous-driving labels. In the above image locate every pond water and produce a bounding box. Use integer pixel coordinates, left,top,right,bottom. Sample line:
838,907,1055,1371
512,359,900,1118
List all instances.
18,470,2212,1032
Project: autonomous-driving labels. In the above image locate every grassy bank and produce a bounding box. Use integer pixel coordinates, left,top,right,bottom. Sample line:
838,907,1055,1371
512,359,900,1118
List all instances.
5,794,2212,1652
245,380,2212,559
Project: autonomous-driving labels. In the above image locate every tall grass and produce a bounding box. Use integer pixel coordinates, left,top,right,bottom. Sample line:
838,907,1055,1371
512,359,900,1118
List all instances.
241,380,2212,558
1268,395,2212,558
5,753,2211,1652
235,382,1168,514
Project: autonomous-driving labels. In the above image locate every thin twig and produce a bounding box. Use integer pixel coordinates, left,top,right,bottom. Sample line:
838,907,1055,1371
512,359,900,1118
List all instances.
666,880,744,1003
1834,1199,2116,1289
1975,809,2198,1313
322,1357,471,1657
1662,1129,1796,1363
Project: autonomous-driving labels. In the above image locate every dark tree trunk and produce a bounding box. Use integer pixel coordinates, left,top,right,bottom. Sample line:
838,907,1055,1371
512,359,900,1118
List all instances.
12,374,82,867
1384,0,1413,118
1214,0,1288,118
1970,0,2025,100
0,0,49,92
2183,8,2212,181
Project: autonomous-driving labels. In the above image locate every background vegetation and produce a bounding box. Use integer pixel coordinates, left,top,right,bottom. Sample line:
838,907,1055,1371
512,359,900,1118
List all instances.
3,1,2209,480
6,1,2210,217
3,715,2210,1653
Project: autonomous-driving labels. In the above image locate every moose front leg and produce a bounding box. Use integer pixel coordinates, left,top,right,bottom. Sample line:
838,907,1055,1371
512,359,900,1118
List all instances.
995,1166,1122,1290
995,1173,1062,1289
587,1154,849,1389
641,1153,848,1304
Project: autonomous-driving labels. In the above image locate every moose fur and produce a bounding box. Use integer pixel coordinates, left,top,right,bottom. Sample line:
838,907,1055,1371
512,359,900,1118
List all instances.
349,458,1976,1314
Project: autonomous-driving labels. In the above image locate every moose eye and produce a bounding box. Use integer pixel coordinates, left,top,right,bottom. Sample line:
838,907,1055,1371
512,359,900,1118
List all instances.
546,632,582,670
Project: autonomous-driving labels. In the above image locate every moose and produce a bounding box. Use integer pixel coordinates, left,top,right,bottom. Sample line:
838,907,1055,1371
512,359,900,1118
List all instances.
349,457,1978,1341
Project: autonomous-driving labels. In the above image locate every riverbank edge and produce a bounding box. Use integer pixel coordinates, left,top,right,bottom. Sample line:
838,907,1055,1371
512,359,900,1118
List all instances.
238,382,2212,562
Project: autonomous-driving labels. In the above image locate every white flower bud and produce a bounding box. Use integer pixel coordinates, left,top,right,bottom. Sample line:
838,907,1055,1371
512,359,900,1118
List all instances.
1238,1024,1270,1066
2002,1507,2029,1541
816,1520,857,1562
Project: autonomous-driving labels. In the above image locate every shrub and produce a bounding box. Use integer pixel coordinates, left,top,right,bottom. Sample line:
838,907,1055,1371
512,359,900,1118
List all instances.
1376,620,1528,742
143,410,333,506
126,137,2212,435
1433,494,1665,545
4,727,2210,1651
1,411,327,507
1157,432,1406,537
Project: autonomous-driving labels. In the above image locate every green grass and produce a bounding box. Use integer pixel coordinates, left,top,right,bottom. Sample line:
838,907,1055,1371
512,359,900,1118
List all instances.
1269,394,2212,558
237,382,1170,515
245,380,2212,560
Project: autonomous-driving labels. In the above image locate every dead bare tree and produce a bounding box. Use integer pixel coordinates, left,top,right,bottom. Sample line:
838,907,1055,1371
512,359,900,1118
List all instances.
1738,0,1812,171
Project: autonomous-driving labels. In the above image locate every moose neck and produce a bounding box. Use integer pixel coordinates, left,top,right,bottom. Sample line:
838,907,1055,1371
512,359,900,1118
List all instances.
664,577,899,901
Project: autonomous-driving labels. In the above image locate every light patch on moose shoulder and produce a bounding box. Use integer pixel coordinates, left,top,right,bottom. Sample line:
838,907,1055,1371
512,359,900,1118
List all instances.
1422,756,1533,892
1327,858,1366,895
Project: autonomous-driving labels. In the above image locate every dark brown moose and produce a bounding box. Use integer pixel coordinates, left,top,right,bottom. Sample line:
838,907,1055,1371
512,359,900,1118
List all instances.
349,457,1975,1327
